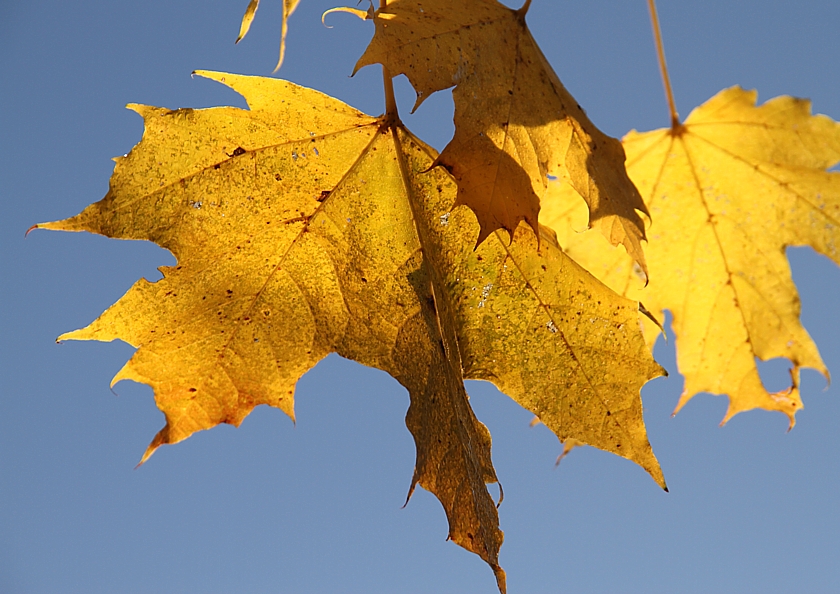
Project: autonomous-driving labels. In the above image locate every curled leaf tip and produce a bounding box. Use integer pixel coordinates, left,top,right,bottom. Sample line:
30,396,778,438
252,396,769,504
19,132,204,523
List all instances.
322,6,371,27
402,480,417,509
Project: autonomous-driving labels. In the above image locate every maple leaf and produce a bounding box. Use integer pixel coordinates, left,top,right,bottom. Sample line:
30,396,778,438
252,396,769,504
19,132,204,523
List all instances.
354,0,650,271
34,71,664,588
236,0,301,71
543,86,840,427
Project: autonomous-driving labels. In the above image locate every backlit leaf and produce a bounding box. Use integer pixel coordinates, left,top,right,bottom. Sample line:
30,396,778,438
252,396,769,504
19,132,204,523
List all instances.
543,87,840,427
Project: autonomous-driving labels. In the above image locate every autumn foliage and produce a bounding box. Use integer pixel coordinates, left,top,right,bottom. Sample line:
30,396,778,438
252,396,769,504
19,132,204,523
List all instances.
33,0,840,591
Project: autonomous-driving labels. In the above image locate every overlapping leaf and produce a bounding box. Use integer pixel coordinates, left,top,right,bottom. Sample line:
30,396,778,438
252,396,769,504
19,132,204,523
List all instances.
355,0,649,271
543,87,840,426
37,71,666,588
236,0,301,70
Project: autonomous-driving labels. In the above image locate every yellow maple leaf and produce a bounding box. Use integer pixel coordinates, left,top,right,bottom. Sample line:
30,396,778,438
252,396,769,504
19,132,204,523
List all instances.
353,0,650,271
543,86,840,427
35,71,665,588
236,0,301,71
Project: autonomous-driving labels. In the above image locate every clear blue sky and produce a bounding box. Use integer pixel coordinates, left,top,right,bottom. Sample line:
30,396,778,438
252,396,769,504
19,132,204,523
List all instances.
2,1,839,592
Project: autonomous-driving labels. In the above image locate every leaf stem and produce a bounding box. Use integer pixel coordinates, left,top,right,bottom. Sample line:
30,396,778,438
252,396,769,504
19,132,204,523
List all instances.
379,0,400,123
647,0,680,129
383,65,399,123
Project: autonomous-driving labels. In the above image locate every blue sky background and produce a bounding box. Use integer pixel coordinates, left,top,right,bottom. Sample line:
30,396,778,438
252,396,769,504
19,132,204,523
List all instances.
2,1,839,592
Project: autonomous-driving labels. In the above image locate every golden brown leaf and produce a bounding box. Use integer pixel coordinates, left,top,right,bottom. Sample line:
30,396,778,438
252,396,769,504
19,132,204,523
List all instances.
36,72,505,583
543,87,840,427
36,71,665,587
354,0,649,270
236,0,301,71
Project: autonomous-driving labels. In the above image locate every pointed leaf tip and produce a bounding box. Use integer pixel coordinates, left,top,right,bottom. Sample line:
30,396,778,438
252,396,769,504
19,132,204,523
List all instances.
493,566,507,594
136,432,164,468
236,0,260,44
